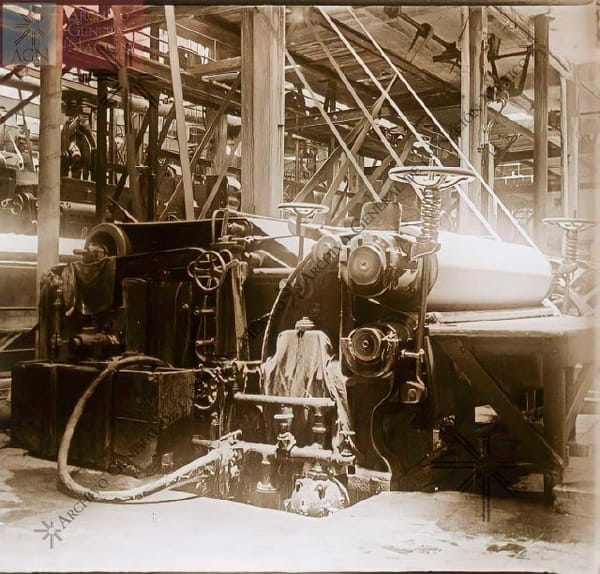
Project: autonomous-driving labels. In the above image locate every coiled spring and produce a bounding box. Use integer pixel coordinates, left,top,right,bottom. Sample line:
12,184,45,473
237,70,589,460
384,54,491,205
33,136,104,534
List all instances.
419,187,442,244
565,228,578,263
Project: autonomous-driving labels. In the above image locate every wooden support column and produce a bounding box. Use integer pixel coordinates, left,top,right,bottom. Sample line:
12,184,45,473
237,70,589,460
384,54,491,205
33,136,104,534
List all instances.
209,111,229,175
459,7,487,233
467,7,486,232
96,74,108,223
486,143,497,227
559,75,569,217
147,23,160,221
113,6,144,220
37,4,62,304
165,5,195,220
241,7,285,216
458,7,471,231
566,77,579,217
534,14,550,248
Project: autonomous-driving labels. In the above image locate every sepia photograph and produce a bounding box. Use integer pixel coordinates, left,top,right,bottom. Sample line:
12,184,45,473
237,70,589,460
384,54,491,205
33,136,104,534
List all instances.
0,1,598,572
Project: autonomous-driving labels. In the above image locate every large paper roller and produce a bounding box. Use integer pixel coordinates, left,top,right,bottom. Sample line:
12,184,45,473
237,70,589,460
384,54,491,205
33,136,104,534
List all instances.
428,232,552,309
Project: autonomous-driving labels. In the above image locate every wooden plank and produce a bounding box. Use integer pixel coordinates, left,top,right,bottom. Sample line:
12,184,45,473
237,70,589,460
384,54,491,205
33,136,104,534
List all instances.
438,337,562,470
165,4,195,220
286,49,380,206
241,7,286,216
542,345,567,463
96,75,108,223
533,14,550,247
321,120,373,210
113,5,144,220
566,78,579,216
147,24,160,221
311,8,456,94
564,364,594,435
36,4,62,309
157,75,240,221
309,22,410,173
429,306,557,325
187,56,241,77
112,104,174,205
112,109,152,204
559,75,569,217
292,115,379,203
287,94,460,130
428,316,594,339
199,140,241,219
465,7,485,233
0,89,40,126
331,131,415,224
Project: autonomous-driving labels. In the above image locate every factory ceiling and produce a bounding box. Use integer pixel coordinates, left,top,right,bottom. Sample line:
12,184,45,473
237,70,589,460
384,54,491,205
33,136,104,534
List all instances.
2,4,597,205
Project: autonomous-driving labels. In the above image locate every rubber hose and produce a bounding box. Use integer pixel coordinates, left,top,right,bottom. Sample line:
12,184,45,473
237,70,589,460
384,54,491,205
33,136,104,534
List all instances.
57,355,232,503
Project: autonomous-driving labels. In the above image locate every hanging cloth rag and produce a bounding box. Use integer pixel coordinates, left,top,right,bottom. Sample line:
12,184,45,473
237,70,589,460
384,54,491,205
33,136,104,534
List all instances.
262,328,352,446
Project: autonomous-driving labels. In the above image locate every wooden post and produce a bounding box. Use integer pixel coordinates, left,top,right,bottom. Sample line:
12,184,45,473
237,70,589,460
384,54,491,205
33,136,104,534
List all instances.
37,4,62,303
147,23,160,221
534,14,550,248
241,7,285,216
165,5,195,220
559,75,569,217
108,103,115,184
96,74,108,223
209,111,229,175
566,78,579,217
466,7,486,233
113,6,143,220
486,143,497,227
458,6,471,231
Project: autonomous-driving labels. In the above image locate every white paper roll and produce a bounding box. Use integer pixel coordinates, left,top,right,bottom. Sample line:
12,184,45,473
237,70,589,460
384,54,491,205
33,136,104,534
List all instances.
428,232,553,309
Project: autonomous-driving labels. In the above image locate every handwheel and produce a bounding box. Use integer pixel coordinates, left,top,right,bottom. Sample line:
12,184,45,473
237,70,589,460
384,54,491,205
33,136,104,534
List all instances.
278,202,330,218
543,217,598,315
194,370,222,412
278,202,330,260
543,217,598,235
388,166,475,190
187,249,227,293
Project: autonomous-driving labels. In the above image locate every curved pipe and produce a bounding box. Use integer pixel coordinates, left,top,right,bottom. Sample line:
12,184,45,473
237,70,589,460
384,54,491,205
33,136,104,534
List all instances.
57,355,233,503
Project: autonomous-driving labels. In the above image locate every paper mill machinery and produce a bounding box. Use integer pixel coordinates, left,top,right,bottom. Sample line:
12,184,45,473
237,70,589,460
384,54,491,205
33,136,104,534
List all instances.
10,166,595,516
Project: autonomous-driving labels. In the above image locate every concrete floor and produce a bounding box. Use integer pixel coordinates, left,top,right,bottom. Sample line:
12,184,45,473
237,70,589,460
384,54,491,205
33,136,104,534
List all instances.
0,429,597,573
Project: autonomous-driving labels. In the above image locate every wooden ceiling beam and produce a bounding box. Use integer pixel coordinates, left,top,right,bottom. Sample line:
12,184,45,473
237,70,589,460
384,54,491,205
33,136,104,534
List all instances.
286,92,460,129
497,143,561,163
187,57,241,77
310,9,457,94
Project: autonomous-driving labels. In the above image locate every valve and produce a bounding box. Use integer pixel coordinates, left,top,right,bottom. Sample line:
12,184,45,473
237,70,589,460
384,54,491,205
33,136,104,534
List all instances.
274,406,296,454
186,248,227,292
194,369,222,412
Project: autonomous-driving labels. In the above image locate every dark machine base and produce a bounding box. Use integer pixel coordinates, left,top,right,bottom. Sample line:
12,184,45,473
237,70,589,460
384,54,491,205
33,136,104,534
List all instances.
11,361,195,476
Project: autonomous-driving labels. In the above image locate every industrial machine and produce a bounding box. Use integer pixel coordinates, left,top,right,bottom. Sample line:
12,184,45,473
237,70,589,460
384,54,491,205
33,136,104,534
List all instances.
11,167,595,516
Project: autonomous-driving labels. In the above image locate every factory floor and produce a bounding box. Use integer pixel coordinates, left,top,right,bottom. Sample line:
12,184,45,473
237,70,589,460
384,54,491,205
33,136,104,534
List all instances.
0,420,598,573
